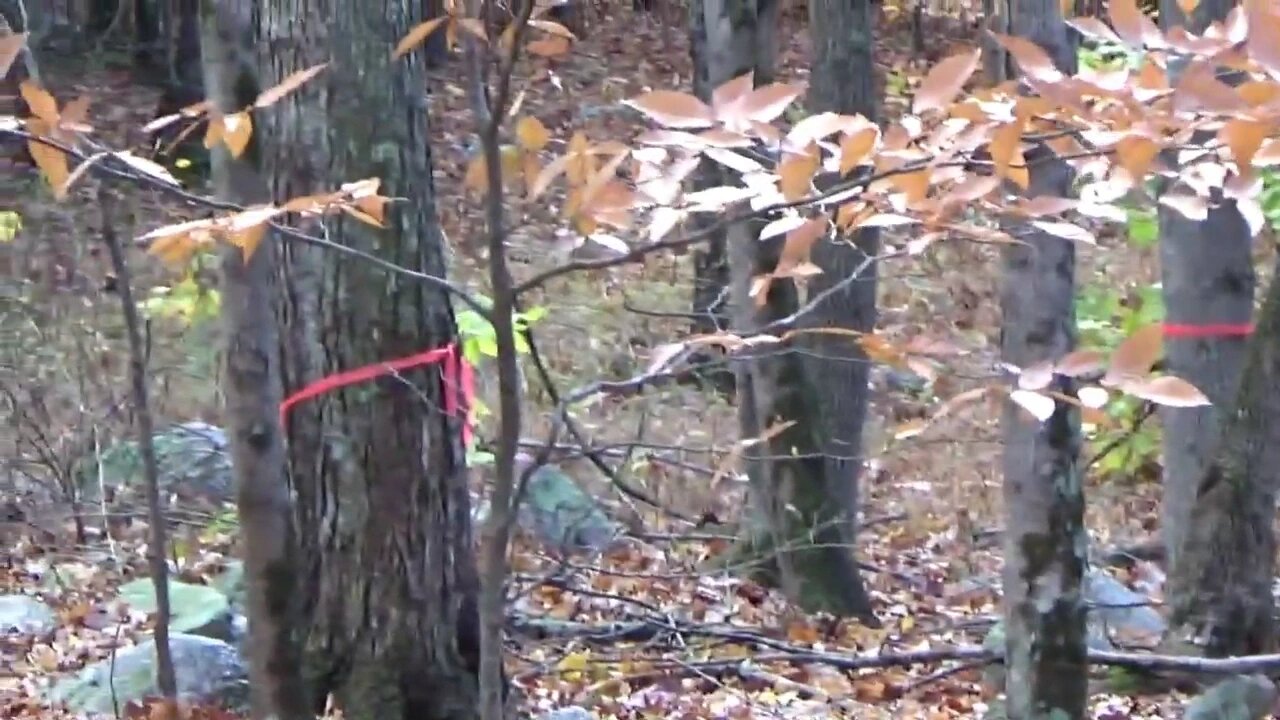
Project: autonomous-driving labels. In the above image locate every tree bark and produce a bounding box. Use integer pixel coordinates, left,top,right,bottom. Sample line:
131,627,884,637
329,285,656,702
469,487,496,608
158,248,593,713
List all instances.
728,216,880,619
1155,0,1254,580
256,0,483,716
686,0,778,392
793,0,880,622
1168,254,1280,657
998,3,1087,718
200,3,310,718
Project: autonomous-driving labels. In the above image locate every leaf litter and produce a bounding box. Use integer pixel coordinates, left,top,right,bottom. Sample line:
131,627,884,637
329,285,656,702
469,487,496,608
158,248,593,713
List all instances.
0,2,1227,719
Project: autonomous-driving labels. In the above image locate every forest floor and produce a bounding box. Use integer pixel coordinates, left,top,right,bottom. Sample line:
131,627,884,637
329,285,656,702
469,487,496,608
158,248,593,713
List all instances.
0,2,1244,719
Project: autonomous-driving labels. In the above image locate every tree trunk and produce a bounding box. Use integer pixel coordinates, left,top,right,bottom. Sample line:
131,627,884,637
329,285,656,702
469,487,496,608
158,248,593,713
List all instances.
998,3,1087,718
200,3,310,718
727,216,878,619
1168,256,1280,657
792,0,880,622
257,0,483,716
1155,0,1254,579
686,0,778,392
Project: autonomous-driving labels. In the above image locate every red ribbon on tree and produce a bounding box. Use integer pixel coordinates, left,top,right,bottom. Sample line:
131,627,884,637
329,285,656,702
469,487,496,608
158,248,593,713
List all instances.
278,343,475,446
1162,323,1254,338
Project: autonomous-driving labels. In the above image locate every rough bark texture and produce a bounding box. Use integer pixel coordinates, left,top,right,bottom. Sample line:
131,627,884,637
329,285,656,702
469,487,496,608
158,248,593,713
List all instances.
794,0,880,622
1168,255,1280,657
1155,0,1254,580
728,218,879,619
999,4,1087,718
257,0,483,716
687,0,778,392
200,3,310,718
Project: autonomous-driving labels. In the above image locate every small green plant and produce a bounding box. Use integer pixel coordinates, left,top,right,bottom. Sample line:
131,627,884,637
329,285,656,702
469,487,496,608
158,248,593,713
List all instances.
1076,279,1164,480
454,297,547,466
0,211,21,243
142,273,222,325
1258,169,1280,231
1077,41,1137,72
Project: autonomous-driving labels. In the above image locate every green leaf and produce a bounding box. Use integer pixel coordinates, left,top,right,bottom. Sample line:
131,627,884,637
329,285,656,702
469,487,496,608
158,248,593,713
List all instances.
0,211,21,242
1125,207,1158,248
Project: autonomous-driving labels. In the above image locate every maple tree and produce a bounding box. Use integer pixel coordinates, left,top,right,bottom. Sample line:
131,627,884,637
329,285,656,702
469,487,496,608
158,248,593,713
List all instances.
10,0,1280,716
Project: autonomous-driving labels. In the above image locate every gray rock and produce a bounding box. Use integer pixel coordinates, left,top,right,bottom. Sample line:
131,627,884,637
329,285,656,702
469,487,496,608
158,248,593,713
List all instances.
542,707,597,720
473,457,623,553
981,570,1168,693
1185,675,1277,720
47,633,248,715
208,560,245,609
118,578,233,642
521,463,621,552
1084,569,1166,648
74,421,232,504
0,594,56,634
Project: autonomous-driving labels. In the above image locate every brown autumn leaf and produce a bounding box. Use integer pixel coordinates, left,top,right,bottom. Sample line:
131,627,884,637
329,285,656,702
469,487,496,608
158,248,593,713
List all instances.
254,62,328,107
0,32,25,80
989,120,1029,189
776,217,828,272
839,127,879,175
149,232,204,268
1114,135,1161,179
20,81,59,124
712,72,755,116
221,112,253,158
625,90,715,129
25,118,70,197
778,146,820,201
912,47,981,115
992,33,1063,82
393,17,449,58
1055,349,1107,377
1105,324,1164,384
942,174,1001,207
1220,118,1270,174
1124,375,1211,407
1237,79,1280,107
1175,60,1246,113
1246,5,1280,79
889,169,930,205
515,115,551,152
527,36,571,57
1109,0,1156,48
732,82,805,125
229,222,270,262
528,19,578,39
787,112,861,147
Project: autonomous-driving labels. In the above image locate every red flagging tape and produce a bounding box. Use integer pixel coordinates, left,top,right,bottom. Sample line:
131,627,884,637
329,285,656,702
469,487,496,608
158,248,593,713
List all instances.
278,343,474,446
1162,323,1255,338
